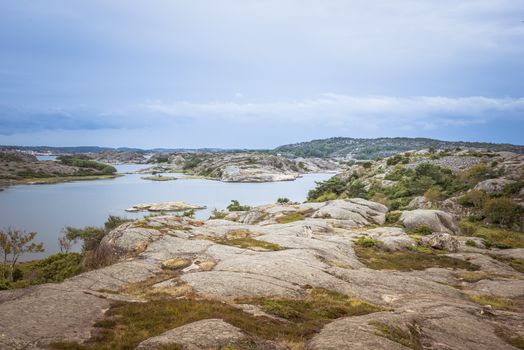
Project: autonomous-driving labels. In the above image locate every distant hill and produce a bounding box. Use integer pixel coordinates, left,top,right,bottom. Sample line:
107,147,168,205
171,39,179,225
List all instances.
274,137,524,159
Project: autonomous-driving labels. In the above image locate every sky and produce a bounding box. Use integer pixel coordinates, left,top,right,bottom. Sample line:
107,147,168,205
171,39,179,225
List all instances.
0,0,523,148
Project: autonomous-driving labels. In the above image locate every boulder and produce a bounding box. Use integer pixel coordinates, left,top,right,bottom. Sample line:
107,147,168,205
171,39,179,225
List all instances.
474,178,515,195
408,196,432,209
135,319,247,350
421,232,460,252
362,227,416,251
400,209,458,235
100,222,163,257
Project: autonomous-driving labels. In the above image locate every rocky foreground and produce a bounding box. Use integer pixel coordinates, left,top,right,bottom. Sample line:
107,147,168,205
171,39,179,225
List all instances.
1,198,523,349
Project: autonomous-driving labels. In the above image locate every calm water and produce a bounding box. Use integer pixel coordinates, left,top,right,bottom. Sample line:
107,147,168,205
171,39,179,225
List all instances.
0,165,332,260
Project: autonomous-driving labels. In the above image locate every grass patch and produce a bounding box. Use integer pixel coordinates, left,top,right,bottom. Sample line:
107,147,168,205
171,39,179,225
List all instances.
468,225,524,249
209,229,282,251
12,174,120,185
454,271,507,283
275,210,312,224
354,246,479,271
354,237,380,247
161,258,192,270
370,321,422,350
466,293,520,311
488,255,524,273
50,288,385,350
244,288,387,322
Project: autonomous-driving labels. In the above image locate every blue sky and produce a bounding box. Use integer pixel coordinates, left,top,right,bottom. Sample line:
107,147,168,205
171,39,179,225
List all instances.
0,0,523,148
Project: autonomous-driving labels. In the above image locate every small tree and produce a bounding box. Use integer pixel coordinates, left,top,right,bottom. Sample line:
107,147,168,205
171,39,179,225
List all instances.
58,234,72,253
0,228,44,280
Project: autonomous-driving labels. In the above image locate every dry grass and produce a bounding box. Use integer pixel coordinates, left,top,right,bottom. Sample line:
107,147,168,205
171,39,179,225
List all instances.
370,321,422,350
161,258,192,270
466,293,520,311
275,210,314,224
49,288,385,350
206,229,282,251
354,246,479,271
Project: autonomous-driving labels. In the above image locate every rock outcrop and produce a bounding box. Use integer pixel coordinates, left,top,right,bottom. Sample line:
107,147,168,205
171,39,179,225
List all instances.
0,198,522,350
125,201,206,212
400,209,459,234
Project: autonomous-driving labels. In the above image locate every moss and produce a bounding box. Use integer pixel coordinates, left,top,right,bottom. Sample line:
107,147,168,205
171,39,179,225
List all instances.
355,246,479,271
466,293,520,311
370,321,422,350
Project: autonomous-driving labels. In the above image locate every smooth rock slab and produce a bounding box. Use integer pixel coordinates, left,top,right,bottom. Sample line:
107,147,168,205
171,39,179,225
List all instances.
135,319,247,350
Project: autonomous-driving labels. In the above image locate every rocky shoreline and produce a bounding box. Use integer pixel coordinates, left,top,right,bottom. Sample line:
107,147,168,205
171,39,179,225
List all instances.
1,197,522,349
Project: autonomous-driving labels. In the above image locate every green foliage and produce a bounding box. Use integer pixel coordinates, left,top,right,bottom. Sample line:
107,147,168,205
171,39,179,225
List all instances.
275,210,313,224
410,225,433,236
458,163,493,186
346,179,368,198
383,163,468,201
226,200,251,212
182,155,204,170
386,154,407,166
307,176,348,201
57,155,116,175
209,209,228,219
459,220,478,235
458,190,488,209
503,181,524,196
276,197,291,204
354,237,379,247
385,211,402,224
64,226,106,253
483,197,523,227
0,228,44,281
465,239,477,247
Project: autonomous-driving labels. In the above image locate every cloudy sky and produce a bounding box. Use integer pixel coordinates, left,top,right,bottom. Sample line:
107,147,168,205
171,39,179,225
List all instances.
1,0,523,148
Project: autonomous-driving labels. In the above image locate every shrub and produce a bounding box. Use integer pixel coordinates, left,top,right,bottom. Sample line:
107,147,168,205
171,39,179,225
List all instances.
226,200,251,212
277,197,291,204
459,163,493,186
386,154,404,166
385,211,402,224
354,237,379,247
57,155,116,175
458,190,488,209
424,187,442,203
346,179,368,198
33,253,83,283
483,198,522,227
459,221,478,235
410,225,433,236
209,209,227,220
307,177,347,201
503,181,524,196
465,240,477,247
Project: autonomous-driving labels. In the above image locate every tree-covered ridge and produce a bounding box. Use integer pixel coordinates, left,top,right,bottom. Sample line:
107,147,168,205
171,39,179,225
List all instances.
275,137,524,159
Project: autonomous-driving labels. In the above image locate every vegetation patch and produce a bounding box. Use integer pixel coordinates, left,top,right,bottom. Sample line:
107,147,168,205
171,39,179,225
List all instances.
227,200,251,212
370,321,422,350
244,288,387,322
275,209,313,224
488,255,524,273
354,246,479,271
209,229,282,251
161,258,192,270
495,326,524,349
454,271,510,283
466,293,520,312
460,221,524,249
49,289,385,350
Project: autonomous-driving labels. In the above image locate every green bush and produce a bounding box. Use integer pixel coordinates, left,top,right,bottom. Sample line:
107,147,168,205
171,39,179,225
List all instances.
465,240,477,247
385,211,402,224
209,209,228,219
347,179,368,198
503,181,524,196
459,163,493,186
307,177,347,201
277,197,291,204
410,225,433,236
354,237,380,247
226,200,251,212
483,198,522,227
57,155,116,175
33,253,83,283
459,221,478,235
458,190,488,209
